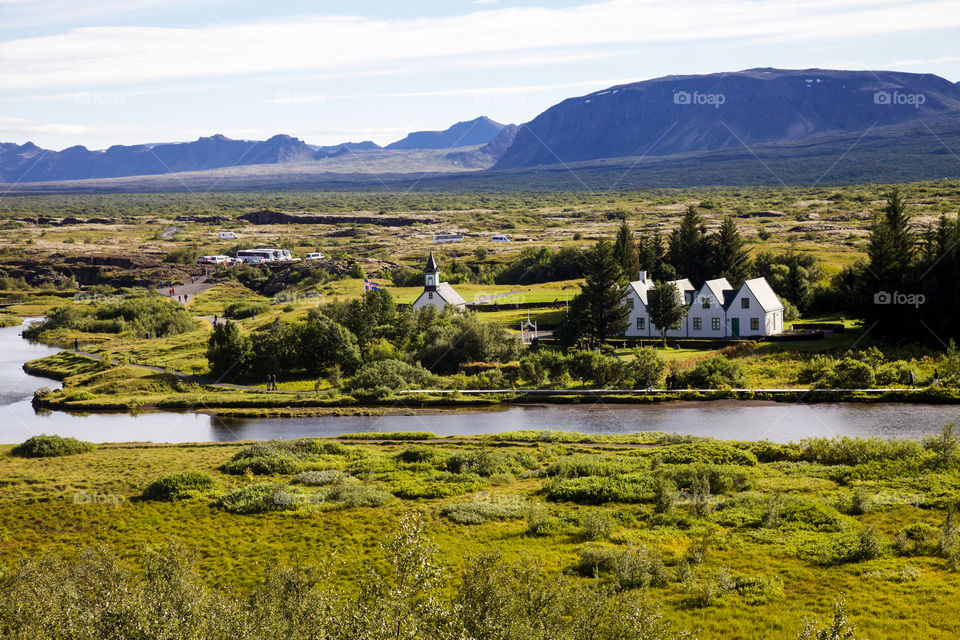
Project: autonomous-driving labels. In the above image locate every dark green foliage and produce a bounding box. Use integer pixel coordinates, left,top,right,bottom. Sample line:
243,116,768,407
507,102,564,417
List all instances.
754,249,824,312
545,474,652,504
495,245,584,284
346,359,436,397
441,500,527,524
11,434,95,458
396,444,445,464
711,217,752,286
388,472,486,498
445,448,519,476
657,443,758,467
290,438,350,456
315,483,393,508
565,238,630,346
668,205,711,285
677,354,745,389
142,471,216,501
224,301,269,319
26,296,194,340
647,283,688,346
613,217,640,280
217,482,302,514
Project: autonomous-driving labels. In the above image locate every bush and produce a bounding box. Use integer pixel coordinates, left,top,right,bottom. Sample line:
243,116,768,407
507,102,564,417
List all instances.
291,470,357,486
577,545,619,576
217,483,302,514
545,474,652,505
614,544,669,588
142,471,216,501
397,445,445,464
290,439,350,456
445,449,520,477
546,454,642,478
346,359,436,398
11,434,95,458
656,443,758,467
677,355,745,389
316,484,393,508
441,500,527,524
578,511,613,541
26,297,194,340
225,301,270,319
220,454,302,475
823,358,875,388
389,472,485,499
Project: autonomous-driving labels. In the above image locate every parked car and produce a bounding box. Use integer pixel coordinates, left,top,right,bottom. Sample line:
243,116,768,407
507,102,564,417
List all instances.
491,234,510,242
305,252,325,260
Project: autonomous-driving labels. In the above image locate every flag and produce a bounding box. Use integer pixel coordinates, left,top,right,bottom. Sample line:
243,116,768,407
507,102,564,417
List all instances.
364,278,381,291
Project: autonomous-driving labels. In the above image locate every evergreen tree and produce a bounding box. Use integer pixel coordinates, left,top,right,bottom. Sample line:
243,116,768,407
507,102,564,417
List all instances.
668,205,711,285
647,282,687,347
868,188,915,285
569,238,629,345
711,217,752,286
613,217,641,282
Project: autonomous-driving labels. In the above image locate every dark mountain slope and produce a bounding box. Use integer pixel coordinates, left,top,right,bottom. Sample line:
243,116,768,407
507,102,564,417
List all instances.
495,68,960,169
385,116,506,150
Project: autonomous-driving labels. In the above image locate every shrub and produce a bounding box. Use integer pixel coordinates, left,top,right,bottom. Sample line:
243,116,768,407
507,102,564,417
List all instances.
823,358,875,389
217,483,302,514
291,470,357,486
677,355,745,389
525,504,562,536
614,544,669,588
445,449,518,477
778,497,846,531
346,359,436,397
11,434,95,458
653,476,677,514
220,454,302,475
546,454,642,478
389,472,485,499
577,545,619,576
225,301,270,319
441,500,527,524
656,443,758,467
142,471,216,501
338,432,435,440
544,474,652,505
397,445,444,464
290,439,351,456
316,484,393,508
577,511,612,541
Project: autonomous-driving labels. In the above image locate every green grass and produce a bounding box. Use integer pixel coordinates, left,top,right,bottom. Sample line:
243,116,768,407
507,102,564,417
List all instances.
2,433,960,639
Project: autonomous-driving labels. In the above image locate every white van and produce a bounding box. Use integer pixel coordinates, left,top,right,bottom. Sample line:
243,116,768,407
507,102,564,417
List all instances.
305,252,325,260
218,231,238,239
491,234,510,242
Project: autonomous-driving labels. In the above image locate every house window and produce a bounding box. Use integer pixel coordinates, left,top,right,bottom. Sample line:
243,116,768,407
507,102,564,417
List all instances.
741,298,750,309
636,317,645,330
625,298,634,310
702,297,710,309
751,317,760,331
428,292,433,300
693,317,702,330
712,318,721,331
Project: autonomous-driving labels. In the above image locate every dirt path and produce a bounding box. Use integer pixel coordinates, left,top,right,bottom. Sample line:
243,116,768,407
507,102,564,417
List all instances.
156,275,215,303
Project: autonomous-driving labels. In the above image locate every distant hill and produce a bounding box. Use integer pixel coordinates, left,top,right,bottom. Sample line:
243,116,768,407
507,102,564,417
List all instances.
312,141,381,158
0,134,315,182
495,68,960,168
385,116,507,150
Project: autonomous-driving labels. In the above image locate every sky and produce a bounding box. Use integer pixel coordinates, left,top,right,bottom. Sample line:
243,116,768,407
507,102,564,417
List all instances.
0,0,958,150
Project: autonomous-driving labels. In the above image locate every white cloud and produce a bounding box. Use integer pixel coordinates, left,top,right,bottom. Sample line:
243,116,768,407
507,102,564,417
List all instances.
0,0,958,89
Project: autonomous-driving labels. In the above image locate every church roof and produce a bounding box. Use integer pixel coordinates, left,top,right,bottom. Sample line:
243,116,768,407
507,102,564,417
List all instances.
425,252,438,272
435,282,466,306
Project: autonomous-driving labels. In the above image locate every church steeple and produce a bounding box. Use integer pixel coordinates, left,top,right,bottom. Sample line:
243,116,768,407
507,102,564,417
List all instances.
424,252,439,290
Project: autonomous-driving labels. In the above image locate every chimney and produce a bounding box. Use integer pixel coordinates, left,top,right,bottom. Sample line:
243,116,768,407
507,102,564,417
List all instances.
638,270,647,284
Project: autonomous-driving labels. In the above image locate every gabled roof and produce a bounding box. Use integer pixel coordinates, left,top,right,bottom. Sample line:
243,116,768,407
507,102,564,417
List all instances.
425,252,438,272
700,277,733,302
740,277,784,312
435,282,466,306
626,279,653,305
665,278,696,305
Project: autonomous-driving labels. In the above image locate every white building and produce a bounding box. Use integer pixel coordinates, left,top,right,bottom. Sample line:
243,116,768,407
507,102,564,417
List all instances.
412,252,466,311
622,272,784,338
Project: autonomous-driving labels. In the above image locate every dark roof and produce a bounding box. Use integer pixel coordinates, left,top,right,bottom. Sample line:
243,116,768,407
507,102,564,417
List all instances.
425,252,438,272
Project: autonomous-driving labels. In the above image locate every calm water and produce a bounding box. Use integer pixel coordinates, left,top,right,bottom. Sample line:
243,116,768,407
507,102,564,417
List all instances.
1,319,957,444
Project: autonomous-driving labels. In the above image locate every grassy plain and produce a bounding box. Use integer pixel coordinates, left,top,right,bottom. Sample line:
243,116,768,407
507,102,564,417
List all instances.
2,432,960,639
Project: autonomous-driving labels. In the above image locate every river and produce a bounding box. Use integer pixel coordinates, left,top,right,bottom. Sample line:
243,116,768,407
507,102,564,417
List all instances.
1,319,956,444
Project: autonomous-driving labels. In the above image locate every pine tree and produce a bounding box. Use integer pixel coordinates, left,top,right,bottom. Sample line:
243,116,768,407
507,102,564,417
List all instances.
572,238,630,345
613,217,640,281
711,217,752,286
647,281,687,347
868,188,915,285
668,205,710,285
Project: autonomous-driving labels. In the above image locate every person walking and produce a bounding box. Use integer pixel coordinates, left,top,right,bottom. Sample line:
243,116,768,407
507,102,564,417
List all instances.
74,338,79,353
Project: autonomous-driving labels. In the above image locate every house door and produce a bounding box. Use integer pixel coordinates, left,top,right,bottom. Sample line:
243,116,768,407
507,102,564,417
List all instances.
731,318,739,337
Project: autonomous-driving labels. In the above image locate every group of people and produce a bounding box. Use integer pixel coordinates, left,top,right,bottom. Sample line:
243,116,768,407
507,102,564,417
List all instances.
266,374,279,391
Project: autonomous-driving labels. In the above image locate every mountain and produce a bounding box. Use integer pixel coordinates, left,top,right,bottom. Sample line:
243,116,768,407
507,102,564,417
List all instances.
385,116,506,150
312,141,381,158
494,68,960,169
443,124,520,168
0,134,315,183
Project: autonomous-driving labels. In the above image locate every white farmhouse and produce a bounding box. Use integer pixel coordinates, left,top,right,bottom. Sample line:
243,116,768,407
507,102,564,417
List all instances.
723,277,785,337
621,272,784,338
411,252,466,311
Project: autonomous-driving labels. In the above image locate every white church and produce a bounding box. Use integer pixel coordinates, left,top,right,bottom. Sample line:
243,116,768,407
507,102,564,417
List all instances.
622,271,785,338
411,252,466,310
